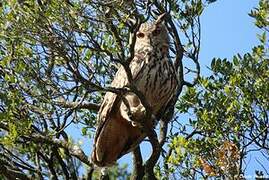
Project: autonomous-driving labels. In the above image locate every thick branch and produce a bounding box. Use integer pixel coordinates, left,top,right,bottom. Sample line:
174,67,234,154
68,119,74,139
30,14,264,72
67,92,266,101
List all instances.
144,124,160,180
132,146,145,180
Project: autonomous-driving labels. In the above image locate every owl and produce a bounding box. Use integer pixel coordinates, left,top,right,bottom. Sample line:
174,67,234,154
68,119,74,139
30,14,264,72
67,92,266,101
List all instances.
91,13,178,167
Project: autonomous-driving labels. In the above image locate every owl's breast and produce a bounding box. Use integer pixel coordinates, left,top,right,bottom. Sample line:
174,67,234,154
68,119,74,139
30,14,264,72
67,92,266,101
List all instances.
134,56,178,115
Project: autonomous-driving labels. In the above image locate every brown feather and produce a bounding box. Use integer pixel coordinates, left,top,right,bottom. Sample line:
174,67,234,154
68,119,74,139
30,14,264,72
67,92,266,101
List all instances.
91,15,179,167
91,107,144,167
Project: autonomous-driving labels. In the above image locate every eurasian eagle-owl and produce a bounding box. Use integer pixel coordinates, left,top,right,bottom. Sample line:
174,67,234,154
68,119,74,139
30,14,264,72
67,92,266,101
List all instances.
91,14,178,167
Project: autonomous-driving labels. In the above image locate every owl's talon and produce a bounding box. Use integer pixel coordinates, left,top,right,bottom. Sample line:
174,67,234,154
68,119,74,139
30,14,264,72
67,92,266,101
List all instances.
132,121,143,128
131,121,138,127
127,111,132,117
141,107,146,115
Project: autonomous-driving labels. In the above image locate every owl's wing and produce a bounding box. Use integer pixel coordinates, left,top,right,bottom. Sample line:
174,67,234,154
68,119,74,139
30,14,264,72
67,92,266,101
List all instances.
94,56,146,142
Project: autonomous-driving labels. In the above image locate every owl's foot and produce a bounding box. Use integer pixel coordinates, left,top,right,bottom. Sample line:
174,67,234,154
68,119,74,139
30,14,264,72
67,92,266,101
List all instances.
131,106,146,118
127,105,146,127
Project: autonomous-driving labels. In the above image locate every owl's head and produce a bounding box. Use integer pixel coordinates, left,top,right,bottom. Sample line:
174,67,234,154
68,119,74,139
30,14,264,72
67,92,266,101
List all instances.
134,14,169,54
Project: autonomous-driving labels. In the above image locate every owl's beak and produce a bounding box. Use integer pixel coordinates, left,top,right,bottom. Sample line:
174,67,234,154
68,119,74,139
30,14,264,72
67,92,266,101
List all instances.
155,13,167,25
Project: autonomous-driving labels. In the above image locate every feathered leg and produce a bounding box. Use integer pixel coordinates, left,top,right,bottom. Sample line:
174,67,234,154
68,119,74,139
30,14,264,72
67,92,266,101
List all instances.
91,111,143,167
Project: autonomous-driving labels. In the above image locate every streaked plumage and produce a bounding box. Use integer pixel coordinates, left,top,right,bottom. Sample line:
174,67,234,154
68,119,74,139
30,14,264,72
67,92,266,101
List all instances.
91,14,178,167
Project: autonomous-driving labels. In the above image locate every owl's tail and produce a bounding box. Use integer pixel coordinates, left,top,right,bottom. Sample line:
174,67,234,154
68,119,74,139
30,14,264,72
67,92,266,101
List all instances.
91,111,144,167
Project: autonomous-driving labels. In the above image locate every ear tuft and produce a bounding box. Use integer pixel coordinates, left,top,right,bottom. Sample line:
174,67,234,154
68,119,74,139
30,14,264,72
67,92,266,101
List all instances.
155,13,167,25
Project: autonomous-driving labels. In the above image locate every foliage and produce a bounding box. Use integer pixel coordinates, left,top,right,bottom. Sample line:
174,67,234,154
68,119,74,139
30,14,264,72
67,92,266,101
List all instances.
91,163,131,180
168,0,269,178
0,0,267,179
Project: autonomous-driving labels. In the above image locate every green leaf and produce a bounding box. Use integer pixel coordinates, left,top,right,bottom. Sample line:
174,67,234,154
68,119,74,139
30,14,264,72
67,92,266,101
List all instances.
81,127,88,136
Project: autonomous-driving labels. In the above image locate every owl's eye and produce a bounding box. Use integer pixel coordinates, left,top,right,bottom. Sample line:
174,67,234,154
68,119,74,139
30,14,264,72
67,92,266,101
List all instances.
137,32,145,38
152,29,161,36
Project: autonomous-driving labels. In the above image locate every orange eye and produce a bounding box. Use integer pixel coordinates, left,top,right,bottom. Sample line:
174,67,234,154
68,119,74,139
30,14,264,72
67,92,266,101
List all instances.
137,32,145,38
152,29,161,36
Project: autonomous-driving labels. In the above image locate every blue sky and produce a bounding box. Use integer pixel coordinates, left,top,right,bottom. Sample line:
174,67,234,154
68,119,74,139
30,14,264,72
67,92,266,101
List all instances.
67,0,266,177
199,0,260,74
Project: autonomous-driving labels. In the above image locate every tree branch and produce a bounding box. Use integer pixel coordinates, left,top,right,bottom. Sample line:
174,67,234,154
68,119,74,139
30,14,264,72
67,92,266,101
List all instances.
0,158,31,180
55,99,100,111
132,146,145,180
22,134,91,166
